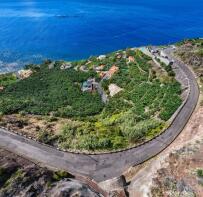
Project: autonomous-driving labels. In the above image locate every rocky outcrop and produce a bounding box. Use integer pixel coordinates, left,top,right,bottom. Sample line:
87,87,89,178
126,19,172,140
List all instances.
0,149,102,197
48,179,100,197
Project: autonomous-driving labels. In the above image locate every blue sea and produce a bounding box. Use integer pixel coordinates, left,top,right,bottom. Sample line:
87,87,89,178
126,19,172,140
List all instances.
0,0,203,72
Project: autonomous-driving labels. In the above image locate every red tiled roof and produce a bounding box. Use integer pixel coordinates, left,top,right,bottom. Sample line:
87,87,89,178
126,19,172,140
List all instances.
108,65,119,75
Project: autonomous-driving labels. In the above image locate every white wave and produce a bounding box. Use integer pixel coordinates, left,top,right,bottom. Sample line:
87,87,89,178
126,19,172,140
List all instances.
0,61,21,73
6,62,19,68
0,8,52,18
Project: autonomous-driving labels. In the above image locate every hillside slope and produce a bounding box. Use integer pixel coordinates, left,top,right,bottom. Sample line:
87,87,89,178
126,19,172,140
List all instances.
0,49,182,152
128,38,203,197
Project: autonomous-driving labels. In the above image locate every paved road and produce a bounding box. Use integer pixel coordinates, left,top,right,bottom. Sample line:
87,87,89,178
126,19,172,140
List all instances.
0,49,199,182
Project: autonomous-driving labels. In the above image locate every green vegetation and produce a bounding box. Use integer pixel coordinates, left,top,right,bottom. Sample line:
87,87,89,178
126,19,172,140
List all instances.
0,49,182,151
52,170,73,181
0,164,72,195
0,169,25,194
0,63,103,117
197,169,203,178
0,73,17,87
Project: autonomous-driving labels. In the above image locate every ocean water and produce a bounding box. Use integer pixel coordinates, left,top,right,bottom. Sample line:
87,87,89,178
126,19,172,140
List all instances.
0,0,203,72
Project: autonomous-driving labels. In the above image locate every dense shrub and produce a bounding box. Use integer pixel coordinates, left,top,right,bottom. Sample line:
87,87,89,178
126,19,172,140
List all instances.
0,73,17,87
197,169,203,178
0,65,103,117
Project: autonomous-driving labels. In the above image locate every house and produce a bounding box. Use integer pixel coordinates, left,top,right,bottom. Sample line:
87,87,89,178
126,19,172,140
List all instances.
128,56,135,63
80,65,89,72
115,52,122,59
103,65,119,80
17,69,33,79
94,64,106,71
81,78,98,92
97,55,106,61
60,62,72,70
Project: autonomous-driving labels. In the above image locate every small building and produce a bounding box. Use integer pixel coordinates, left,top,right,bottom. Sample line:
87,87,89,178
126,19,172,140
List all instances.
17,69,33,79
127,56,135,63
81,78,98,92
94,64,106,71
97,55,106,61
103,65,119,80
60,62,72,70
116,52,123,59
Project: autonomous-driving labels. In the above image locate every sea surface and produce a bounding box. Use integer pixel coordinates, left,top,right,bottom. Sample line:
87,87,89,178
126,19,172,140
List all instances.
0,0,203,72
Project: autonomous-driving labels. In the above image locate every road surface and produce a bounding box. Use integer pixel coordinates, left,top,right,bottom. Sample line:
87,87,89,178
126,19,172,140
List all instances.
0,48,199,182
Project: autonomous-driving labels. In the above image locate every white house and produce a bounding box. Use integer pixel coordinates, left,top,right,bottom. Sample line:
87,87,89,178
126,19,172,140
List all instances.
81,78,98,92
17,69,33,79
60,62,72,70
97,55,106,61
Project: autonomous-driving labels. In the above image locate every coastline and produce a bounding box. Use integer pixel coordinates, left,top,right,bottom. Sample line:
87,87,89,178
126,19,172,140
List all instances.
1,36,202,75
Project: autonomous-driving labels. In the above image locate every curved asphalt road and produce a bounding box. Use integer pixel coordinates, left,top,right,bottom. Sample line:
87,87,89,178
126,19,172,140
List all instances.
0,49,199,182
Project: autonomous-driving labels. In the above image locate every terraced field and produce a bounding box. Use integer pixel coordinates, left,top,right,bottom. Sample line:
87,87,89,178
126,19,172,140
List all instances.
0,49,182,151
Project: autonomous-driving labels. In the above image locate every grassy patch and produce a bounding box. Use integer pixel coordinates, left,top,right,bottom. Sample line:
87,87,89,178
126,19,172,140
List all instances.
197,169,203,178
0,73,17,87
0,64,103,117
52,170,73,181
